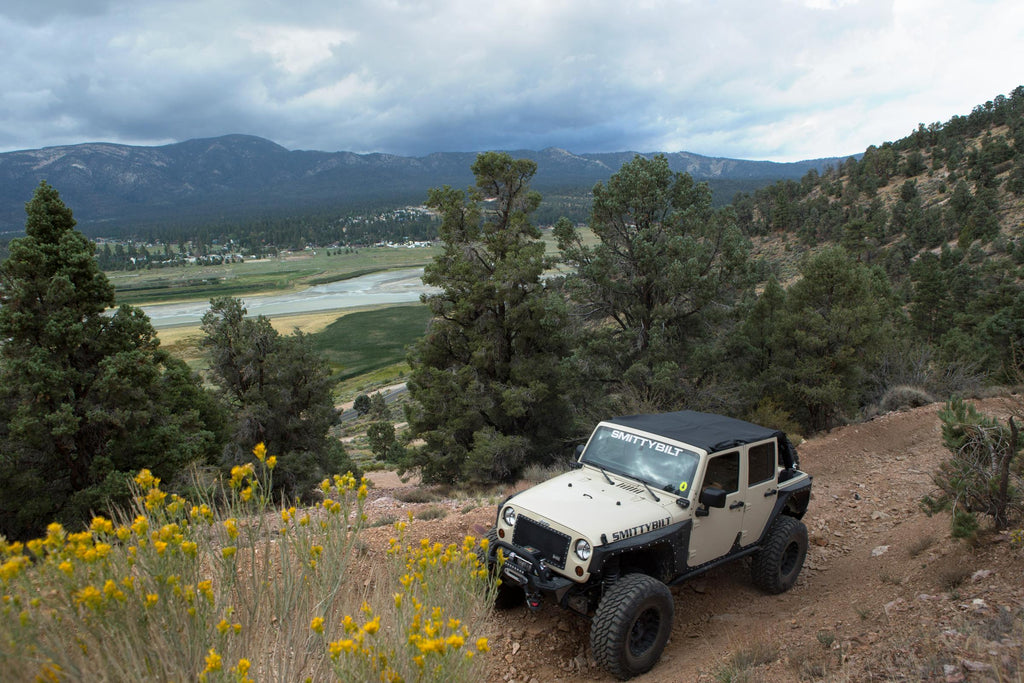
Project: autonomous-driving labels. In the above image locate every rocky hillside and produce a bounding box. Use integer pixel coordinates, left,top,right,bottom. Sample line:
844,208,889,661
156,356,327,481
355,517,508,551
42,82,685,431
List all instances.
359,399,1023,682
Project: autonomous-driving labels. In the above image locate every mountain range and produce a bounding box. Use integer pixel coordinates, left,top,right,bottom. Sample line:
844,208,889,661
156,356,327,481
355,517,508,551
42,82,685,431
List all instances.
0,135,846,237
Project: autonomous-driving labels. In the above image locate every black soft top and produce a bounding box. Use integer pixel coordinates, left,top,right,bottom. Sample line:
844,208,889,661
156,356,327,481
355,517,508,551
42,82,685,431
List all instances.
606,410,799,469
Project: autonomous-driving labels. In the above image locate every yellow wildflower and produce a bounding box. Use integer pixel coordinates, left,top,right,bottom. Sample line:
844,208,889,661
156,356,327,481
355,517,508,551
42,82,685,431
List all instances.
253,442,267,462
44,523,65,548
144,487,167,511
90,516,114,535
1,555,30,582
202,648,222,675
131,516,148,537
73,585,103,610
134,469,158,489
310,616,325,634
229,463,254,488
167,494,186,515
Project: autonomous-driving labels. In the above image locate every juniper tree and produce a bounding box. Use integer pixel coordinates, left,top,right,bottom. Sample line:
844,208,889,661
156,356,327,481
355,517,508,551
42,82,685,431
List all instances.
770,247,896,432
0,182,223,539
200,297,356,497
554,154,750,413
405,152,574,484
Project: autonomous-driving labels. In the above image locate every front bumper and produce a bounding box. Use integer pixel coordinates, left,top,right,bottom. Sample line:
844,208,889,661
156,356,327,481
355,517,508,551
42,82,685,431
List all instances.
490,539,577,609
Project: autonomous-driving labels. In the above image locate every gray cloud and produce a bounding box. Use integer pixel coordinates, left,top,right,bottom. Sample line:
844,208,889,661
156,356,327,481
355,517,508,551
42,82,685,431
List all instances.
2,0,1022,161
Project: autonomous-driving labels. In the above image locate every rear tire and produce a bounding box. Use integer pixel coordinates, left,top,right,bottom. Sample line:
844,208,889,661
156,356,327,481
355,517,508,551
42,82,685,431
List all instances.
751,515,807,594
590,574,674,680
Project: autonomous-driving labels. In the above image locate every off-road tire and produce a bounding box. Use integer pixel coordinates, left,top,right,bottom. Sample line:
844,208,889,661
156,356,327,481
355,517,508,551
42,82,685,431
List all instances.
478,527,525,610
590,573,674,680
751,515,807,594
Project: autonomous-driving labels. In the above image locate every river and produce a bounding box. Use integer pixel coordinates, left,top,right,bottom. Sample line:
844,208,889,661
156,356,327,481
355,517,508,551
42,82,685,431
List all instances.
142,267,433,328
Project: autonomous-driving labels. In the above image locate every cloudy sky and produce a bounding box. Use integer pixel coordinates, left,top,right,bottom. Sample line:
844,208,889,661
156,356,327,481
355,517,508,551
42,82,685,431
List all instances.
2,0,1021,162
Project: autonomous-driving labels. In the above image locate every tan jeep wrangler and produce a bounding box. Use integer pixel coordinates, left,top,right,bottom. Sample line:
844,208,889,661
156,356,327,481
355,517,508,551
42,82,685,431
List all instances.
484,410,811,680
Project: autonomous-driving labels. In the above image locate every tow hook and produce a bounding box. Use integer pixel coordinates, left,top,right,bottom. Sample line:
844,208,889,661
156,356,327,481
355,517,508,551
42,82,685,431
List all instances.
525,591,542,611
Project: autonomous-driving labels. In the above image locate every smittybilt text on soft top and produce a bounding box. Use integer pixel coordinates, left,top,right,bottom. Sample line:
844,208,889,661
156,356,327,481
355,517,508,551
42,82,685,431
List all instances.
482,410,812,680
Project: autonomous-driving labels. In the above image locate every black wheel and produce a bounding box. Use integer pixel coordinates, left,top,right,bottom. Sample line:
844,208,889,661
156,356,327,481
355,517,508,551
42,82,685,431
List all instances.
476,527,500,568
751,515,808,594
590,574,674,680
478,527,525,610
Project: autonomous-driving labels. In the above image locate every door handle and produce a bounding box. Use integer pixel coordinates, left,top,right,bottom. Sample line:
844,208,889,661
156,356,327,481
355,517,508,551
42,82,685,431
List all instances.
729,500,745,510
764,488,777,497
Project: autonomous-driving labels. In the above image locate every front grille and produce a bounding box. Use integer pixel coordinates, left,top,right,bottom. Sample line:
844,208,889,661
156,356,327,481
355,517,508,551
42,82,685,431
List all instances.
512,516,571,570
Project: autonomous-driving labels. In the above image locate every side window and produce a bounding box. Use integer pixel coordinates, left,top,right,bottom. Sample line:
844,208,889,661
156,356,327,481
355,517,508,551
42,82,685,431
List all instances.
702,451,739,494
748,442,777,486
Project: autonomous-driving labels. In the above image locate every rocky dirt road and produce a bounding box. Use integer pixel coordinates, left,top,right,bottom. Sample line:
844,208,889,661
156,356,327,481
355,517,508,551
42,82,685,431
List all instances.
362,400,1023,682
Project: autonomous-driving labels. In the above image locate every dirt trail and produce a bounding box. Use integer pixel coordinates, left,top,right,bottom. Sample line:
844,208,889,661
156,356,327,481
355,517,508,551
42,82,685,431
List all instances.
362,400,1024,682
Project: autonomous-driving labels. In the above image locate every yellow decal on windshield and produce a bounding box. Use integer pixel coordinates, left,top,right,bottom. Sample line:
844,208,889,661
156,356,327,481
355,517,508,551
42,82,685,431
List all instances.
678,481,688,492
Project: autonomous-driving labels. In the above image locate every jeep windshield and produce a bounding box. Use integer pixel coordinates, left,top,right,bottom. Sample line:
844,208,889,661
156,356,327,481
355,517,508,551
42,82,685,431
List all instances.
580,425,701,495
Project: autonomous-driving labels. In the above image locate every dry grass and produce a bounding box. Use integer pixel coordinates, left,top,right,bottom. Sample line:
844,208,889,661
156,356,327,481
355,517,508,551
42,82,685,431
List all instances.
0,451,496,682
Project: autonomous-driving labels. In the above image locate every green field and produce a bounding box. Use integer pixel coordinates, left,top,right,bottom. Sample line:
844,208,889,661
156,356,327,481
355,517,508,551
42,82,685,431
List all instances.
310,304,432,381
109,247,440,305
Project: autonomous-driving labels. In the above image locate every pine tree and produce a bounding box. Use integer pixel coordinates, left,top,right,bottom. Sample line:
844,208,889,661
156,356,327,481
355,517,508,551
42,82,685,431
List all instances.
0,182,223,539
554,154,750,412
200,297,356,497
771,247,896,432
405,153,574,484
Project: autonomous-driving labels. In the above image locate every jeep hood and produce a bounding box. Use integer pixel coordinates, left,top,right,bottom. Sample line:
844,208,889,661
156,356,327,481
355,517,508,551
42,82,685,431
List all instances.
506,467,676,545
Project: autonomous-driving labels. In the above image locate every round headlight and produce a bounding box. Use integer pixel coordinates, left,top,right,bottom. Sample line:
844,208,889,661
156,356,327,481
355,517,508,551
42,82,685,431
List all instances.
574,538,592,561
502,506,517,527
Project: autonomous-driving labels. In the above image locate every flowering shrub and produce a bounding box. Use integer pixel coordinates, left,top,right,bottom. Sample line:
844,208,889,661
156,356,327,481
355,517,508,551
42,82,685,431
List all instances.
0,444,496,681
319,516,498,682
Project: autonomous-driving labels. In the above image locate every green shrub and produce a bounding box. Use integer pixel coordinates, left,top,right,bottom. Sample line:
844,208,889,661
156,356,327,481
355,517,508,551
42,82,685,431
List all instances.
931,398,1022,533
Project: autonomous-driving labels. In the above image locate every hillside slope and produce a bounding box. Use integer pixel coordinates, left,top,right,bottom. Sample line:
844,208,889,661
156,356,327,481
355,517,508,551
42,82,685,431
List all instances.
0,135,842,235
361,399,1023,682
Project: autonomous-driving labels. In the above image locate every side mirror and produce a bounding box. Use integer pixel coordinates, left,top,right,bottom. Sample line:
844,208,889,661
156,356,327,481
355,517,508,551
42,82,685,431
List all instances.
699,487,727,509
569,444,585,469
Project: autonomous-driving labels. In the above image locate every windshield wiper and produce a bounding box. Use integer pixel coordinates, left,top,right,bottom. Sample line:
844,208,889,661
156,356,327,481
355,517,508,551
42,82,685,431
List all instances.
637,478,661,503
592,464,614,485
